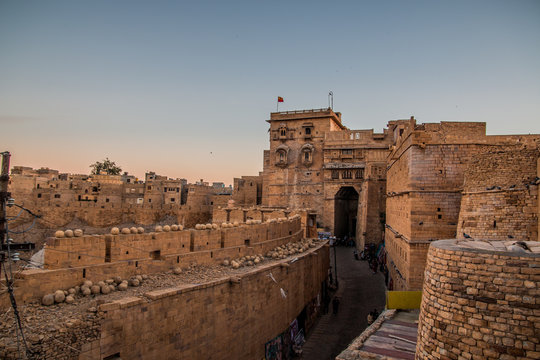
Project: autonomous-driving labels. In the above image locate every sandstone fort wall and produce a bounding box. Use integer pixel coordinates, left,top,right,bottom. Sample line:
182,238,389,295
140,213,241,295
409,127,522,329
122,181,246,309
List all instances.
80,245,329,359
1,217,303,310
416,240,540,360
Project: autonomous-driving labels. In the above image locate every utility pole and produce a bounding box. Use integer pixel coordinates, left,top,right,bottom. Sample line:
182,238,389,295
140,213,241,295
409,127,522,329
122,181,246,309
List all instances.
0,151,34,260
0,152,11,254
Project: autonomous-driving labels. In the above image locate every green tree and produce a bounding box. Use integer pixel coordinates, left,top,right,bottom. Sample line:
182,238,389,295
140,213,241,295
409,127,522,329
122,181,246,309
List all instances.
90,158,122,175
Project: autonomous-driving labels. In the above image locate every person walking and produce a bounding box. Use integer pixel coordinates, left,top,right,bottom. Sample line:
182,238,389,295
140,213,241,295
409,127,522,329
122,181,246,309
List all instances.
332,296,341,315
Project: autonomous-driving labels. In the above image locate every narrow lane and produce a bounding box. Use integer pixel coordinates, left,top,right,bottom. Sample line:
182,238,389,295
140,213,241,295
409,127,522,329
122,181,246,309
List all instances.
301,245,386,360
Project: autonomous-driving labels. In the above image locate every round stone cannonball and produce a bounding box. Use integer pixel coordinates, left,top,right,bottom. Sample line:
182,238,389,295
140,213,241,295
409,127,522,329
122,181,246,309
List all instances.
54,290,65,303
109,285,115,292
74,229,84,237
155,225,163,232
64,230,74,238
173,267,182,275
233,222,239,227
121,228,131,235
137,227,145,234
113,276,122,284
55,230,65,238
81,287,91,296
68,288,76,295
118,283,128,291
101,285,111,294
83,280,93,288
90,285,101,294
65,295,75,304
212,223,218,230
129,279,140,287
42,294,55,306
130,227,138,234
171,224,178,231
178,225,184,231
163,225,171,232
111,227,120,235
205,224,212,230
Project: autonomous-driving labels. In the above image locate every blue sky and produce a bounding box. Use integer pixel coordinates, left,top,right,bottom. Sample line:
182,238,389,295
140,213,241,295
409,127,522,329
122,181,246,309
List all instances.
1,0,539,183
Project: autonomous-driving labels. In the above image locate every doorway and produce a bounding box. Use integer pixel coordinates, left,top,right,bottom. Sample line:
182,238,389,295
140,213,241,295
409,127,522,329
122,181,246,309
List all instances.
334,187,358,240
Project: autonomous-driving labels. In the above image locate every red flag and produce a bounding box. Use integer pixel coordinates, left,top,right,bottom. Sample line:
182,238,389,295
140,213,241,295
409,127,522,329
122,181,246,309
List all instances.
277,96,284,102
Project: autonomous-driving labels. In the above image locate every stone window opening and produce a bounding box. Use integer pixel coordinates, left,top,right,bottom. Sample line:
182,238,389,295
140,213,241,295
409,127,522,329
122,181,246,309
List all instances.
275,145,289,167
342,170,352,179
355,169,364,179
332,170,339,179
305,127,311,135
37,193,42,198
301,143,314,166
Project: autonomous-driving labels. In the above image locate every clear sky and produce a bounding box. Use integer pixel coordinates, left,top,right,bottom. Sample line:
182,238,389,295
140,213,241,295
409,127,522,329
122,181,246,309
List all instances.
1,0,539,184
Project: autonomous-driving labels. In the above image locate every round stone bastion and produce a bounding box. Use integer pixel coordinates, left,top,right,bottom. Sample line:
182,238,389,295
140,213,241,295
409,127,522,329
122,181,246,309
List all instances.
416,239,540,360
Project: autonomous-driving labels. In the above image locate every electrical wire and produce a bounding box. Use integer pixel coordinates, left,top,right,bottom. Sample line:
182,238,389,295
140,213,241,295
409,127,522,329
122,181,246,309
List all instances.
2,262,32,358
7,217,37,234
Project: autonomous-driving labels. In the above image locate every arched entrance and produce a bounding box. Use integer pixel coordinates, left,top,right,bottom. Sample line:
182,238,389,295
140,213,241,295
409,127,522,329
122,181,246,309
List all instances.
334,187,359,240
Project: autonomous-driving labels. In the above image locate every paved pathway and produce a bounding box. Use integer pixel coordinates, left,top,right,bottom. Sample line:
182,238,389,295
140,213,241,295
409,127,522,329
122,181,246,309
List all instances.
300,246,386,360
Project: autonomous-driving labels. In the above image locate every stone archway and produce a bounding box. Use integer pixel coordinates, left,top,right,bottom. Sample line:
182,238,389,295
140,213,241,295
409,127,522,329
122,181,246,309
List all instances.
334,186,359,239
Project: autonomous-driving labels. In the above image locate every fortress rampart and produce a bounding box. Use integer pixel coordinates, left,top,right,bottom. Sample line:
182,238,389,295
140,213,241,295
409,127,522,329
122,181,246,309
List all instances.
1,216,304,310
82,245,329,359
416,240,540,359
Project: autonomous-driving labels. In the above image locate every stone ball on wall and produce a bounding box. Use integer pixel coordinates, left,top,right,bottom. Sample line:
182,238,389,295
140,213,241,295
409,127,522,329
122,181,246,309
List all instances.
74,229,83,237
178,225,184,231
163,225,171,232
233,222,239,227
117,282,128,291
205,224,213,230
42,294,55,306
54,290,65,303
171,225,178,231
221,223,228,228
110,227,120,235
137,227,145,234
155,225,163,232
121,228,131,235
64,229,74,238
55,230,65,238
130,227,138,234
212,223,218,230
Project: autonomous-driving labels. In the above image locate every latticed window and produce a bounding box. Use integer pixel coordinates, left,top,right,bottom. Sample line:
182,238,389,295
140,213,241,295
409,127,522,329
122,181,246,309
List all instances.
331,170,339,179
355,169,364,179
342,170,352,179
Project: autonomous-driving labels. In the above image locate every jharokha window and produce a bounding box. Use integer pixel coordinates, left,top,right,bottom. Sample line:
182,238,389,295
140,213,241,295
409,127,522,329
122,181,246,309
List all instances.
355,169,364,179
275,145,289,167
279,123,287,139
300,143,314,166
342,170,352,179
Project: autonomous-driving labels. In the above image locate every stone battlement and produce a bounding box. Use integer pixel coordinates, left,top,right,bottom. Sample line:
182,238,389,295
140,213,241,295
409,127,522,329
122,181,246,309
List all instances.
1,216,303,310
416,239,540,359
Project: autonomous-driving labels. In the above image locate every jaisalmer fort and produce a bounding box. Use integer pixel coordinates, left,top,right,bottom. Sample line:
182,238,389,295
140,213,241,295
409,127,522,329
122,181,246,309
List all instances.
1,108,539,360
